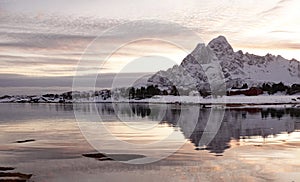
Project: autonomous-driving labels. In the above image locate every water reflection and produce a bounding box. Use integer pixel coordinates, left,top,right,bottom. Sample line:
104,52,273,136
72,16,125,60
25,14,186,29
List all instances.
85,104,300,154
173,107,300,154
1,103,299,155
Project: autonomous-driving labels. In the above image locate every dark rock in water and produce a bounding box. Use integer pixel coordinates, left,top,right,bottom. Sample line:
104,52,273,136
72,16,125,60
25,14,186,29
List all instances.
82,153,107,159
82,153,146,161
15,139,35,144
0,172,32,181
0,167,14,171
105,154,146,161
215,154,223,157
0,95,11,100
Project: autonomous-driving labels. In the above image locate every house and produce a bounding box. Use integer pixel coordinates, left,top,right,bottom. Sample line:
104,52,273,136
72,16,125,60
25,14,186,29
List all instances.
228,87,263,96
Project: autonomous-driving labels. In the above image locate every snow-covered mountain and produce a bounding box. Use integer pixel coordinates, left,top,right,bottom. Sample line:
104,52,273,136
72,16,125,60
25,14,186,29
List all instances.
148,36,300,91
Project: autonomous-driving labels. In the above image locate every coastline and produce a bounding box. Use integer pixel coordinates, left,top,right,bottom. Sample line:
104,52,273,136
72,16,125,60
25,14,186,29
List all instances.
1,95,300,107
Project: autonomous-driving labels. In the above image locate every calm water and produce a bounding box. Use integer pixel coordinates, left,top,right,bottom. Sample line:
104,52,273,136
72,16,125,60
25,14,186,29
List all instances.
0,103,300,181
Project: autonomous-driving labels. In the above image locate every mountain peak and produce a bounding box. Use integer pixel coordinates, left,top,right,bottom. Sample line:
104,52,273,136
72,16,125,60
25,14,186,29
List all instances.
208,35,229,45
189,43,217,64
208,35,234,56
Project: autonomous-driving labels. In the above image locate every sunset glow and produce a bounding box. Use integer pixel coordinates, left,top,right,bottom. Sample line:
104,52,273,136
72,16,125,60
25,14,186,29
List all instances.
1,0,300,77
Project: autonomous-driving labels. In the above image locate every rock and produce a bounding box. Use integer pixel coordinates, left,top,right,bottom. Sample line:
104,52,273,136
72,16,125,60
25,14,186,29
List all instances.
15,139,35,144
82,153,107,159
0,172,32,181
82,153,146,161
0,167,14,171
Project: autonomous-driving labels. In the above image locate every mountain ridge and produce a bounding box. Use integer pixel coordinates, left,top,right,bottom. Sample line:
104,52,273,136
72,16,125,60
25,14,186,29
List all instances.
148,35,300,91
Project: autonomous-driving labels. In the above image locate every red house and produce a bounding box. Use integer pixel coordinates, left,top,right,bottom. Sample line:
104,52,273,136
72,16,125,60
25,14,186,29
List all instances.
228,87,263,96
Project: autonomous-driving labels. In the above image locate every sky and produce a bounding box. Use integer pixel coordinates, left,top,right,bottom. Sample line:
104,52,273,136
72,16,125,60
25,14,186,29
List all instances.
0,0,300,94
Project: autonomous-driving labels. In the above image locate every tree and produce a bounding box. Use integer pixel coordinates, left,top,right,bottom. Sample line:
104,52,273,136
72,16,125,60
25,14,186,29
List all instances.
287,84,300,95
269,82,287,94
141,87,146,99
241,83,248,89
262,83,271,91
261,83,272,94
154,85,160,95
136,88,142,99
170,86,179,96
146,85,155,97
129,87,135,99
163,90,168,95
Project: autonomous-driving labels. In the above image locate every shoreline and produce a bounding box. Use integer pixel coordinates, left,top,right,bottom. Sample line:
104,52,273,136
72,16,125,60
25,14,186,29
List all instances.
1,95,300,108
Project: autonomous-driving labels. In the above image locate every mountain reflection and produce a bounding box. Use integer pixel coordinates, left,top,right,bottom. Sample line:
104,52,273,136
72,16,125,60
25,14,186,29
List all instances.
84,104,300,154
2,103,299,155
170,107,300,154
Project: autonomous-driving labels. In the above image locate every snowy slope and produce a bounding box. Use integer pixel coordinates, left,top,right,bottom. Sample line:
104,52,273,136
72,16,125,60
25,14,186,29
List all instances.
148,36,300,90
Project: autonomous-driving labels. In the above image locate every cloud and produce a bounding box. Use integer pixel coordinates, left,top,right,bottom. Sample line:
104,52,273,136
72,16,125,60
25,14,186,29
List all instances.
236,41,300,52
0,31,95,51
0,72,150,88
0,55,79,66
281,43,300,49
259,0,293,16
269,30,294,33
1,1,300,79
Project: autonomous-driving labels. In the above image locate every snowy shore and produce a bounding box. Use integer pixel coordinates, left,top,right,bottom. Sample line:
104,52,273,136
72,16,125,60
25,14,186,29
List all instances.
137,95,300,105
1,94,300,106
